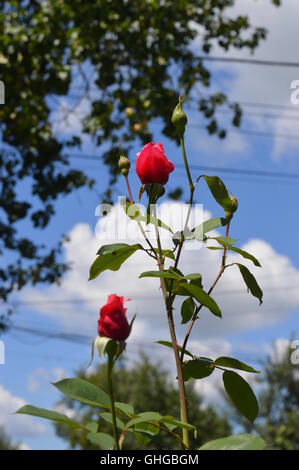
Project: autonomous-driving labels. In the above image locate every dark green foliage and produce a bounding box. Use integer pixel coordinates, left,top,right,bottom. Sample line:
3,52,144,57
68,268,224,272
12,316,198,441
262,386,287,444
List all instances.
0,427,19,450
227,339,299,450
55,355,231,449
0,1,279,313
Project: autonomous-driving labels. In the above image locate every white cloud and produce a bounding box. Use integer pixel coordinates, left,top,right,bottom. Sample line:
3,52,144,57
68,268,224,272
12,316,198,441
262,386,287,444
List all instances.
193,0,299,161
265,337,291,363
18,442,31,450
28,367,66,393
0,385,45,438
53,403,79,421
19,201,299,353
187,123,250,161
16,201,299,409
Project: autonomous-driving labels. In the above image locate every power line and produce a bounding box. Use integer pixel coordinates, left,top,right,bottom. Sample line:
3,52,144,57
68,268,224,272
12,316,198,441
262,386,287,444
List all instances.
7,282,299,310
56,92,299,122
61,88,299,115
198,56,299,68
233,101,299,112
189,123,299,143
5,324,274,364
12,325,89,344
212,108,299,123
67,152,299,181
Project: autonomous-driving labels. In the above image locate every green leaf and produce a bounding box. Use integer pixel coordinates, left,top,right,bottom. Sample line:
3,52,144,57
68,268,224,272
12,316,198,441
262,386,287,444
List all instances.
237,264,263,305
97,243,129,256
180,282,222,317
229,247,261,267
134,432,152,446
139,270,202,281
215,356,259,373
126,412,162,428
184,273,202,281
188,275,203,289
172,228,194,246
139,270,181,280
210,236,237,247
85,422,99,433
192,217,228,241
125,202,173,233
203,176,238,214
155,340,193,359
161,416,197,435
134,421,160,436
159,249,175,260
16,405,81,428
199,434,266,450
53,378,110,408
89,243,142,280
181,298,195,324
86,432,114,450
87,336,96,368
223,370,259,423
182,358,215,381
95,336,118,362
114,402,134,417
100,412,124,430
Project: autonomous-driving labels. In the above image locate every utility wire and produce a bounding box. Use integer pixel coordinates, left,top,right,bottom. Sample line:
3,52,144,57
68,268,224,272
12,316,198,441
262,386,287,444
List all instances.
6,324,272,363
66,152,299,181
55,92,299,122
7,282,299,309
188,123,299,143
62,87,299,113
198,56,299,68
228,101,299,112
207,108,299,123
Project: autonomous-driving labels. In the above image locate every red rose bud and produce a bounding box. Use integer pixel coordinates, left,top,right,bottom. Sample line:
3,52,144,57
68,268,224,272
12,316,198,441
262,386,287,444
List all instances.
98,294,131,341
136,142,174,185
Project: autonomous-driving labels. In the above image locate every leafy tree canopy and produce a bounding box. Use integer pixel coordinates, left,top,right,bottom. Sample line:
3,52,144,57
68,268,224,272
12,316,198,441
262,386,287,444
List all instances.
0,426,19,450
0,0,280,320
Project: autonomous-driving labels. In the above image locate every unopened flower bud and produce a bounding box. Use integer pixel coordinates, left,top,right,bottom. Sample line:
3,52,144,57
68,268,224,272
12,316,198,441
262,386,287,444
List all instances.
172,96,188,136
118,155,130,177
225,195,238,218
230,195,238,213
125,107,134,118
133,123,142,133
98,294,131,342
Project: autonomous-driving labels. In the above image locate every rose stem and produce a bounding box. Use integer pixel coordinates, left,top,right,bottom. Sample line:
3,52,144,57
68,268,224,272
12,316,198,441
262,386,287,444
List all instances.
180,220,231,362
152,204,190,449
107,356,120,450
125,175,157,258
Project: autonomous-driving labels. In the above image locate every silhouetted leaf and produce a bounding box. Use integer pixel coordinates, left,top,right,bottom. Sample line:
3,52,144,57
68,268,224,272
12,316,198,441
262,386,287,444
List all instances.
223,371,259,423
237,264,263,304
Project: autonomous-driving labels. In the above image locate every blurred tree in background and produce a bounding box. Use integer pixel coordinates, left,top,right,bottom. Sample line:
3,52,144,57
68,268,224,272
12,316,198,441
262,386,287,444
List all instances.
0,0,281,321
228,340,299,450
0,427,19,450
55,355,231,449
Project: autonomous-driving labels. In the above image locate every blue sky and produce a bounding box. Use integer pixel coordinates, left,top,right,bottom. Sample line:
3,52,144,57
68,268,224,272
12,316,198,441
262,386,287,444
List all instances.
1,0,299,450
